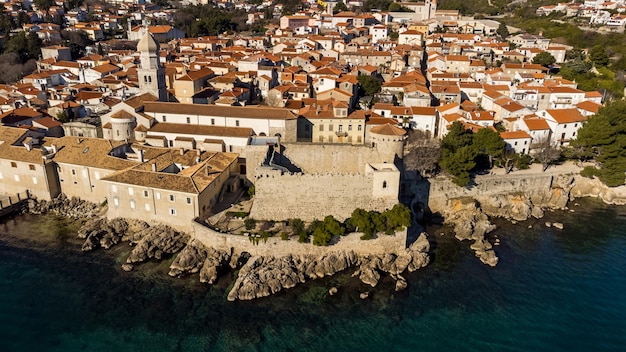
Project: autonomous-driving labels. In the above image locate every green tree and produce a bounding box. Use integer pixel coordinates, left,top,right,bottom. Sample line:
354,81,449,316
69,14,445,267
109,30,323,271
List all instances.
440,121,477,186
572,99,626,186
473,128,505,168
289,218,305,237
496,22,509,41
4,32,41,63
589,45,609,67
532,52,556,67
382,204,411,234
357,74,382,97
440,145,478,187
333,1,349,13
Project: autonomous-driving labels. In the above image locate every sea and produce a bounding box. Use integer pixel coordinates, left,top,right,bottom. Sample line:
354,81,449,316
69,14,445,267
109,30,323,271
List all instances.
0,198,625,352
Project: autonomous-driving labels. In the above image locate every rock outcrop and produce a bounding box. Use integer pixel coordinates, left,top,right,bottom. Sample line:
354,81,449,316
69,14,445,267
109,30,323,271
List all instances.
441,198,498,266
223,233,431,301
570,175,626,205
26,194,103,219
126,225,189,264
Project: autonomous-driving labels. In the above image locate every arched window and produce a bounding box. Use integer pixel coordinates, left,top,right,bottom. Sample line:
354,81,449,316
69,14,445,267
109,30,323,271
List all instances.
382,181,387,189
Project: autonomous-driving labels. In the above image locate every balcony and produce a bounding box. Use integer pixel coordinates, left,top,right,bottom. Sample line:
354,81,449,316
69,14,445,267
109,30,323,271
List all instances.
335,131,348,137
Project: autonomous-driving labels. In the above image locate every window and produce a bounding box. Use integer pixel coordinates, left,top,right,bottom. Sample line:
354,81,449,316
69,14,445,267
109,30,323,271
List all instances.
163,116,167,122
329,124,333,131
113,197,119,207
338,125,343,132
148,76,152,83
169,194,175,202
383,181,387,189
169,140,173,147
32,177,37,185
358,125,362,131
144,190,149,198
112,185,118,193
186,197,191,204
130,200,136,209
514,141,518,146
14,175,20,182
145,203,150,212
211,118,215,125
116,130,120,136
156,192,161,200
169,208,177,216
29,164,35,171
319,124,324,131
128,187,134,196
235,120,240,127
348,125,352,131
11,162,17,168
186,117,191,124
524,141,527,145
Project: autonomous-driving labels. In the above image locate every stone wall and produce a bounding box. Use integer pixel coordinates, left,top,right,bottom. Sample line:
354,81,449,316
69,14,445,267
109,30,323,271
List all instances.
191,221,408,257
279,143,398,174
249,168,398,221
418,172,577,213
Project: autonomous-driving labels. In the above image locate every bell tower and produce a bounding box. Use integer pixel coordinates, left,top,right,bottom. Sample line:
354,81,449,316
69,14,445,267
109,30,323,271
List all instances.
137,31,167,101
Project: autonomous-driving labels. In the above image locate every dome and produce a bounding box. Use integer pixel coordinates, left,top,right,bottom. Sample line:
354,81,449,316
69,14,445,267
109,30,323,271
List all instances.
137,31,159,53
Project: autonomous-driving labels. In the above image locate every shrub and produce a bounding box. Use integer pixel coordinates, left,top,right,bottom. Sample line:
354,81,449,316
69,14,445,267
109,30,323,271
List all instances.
280,232,289,241
244,218,256,231
580,166,599,179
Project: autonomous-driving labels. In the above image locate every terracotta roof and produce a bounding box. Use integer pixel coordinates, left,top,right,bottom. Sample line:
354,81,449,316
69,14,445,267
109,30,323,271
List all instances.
369,123,406,136
144,102,297,120
149,122,252,138
500,131,531,139
523,118,550,131
47,137,136,170
576,101,602,113
545,108,587,124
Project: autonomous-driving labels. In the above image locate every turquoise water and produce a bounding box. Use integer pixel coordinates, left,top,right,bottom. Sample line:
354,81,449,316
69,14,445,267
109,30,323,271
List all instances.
1,199,625,352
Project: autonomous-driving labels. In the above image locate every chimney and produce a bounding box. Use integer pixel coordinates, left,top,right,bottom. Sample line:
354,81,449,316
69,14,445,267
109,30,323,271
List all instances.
179,148,184,155
151,162,157,172
51,144,57,153
138,149,144,162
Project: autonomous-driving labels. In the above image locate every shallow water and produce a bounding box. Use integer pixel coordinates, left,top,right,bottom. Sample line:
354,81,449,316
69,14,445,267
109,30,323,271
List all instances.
0,199,625,352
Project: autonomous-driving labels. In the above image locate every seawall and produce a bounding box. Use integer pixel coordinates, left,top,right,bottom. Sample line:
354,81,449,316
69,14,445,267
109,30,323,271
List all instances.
191,220,408,257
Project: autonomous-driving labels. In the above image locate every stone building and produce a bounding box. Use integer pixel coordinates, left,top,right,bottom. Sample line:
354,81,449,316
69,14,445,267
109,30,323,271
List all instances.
247,124,406,221
102,149,239,232
0,127,60,201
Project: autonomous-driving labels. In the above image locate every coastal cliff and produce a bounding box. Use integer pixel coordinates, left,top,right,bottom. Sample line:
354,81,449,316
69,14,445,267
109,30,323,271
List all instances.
418,165,626,266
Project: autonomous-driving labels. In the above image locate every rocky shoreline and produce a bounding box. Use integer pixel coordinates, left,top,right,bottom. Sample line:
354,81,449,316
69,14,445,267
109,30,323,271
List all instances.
19,172,626,298
22,195,430,301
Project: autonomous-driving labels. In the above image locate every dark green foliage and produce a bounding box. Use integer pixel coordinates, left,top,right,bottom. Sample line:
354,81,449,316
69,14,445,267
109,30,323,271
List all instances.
348,205,411,239
3,32,41,63
532,52,556,67
383,204,411,234
311,216,346,246
496,22,509,40
580,166,599,179
589,45,609,67
244,218,256,231
333,1,349,13
298,232,310,243
280,232,289,241
363,0,393,11
289,218,305,237
440,121,477,187
357,75,382,97
572,100,626,186
388,3,412,12
473,128,505,168
247,186,255,198
440,145,477,186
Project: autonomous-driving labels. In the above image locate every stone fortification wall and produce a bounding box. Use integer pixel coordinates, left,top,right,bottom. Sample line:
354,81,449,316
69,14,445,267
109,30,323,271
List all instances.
191,222,408,257
249,168,398,221
420,172,577,213
279,143,397,174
